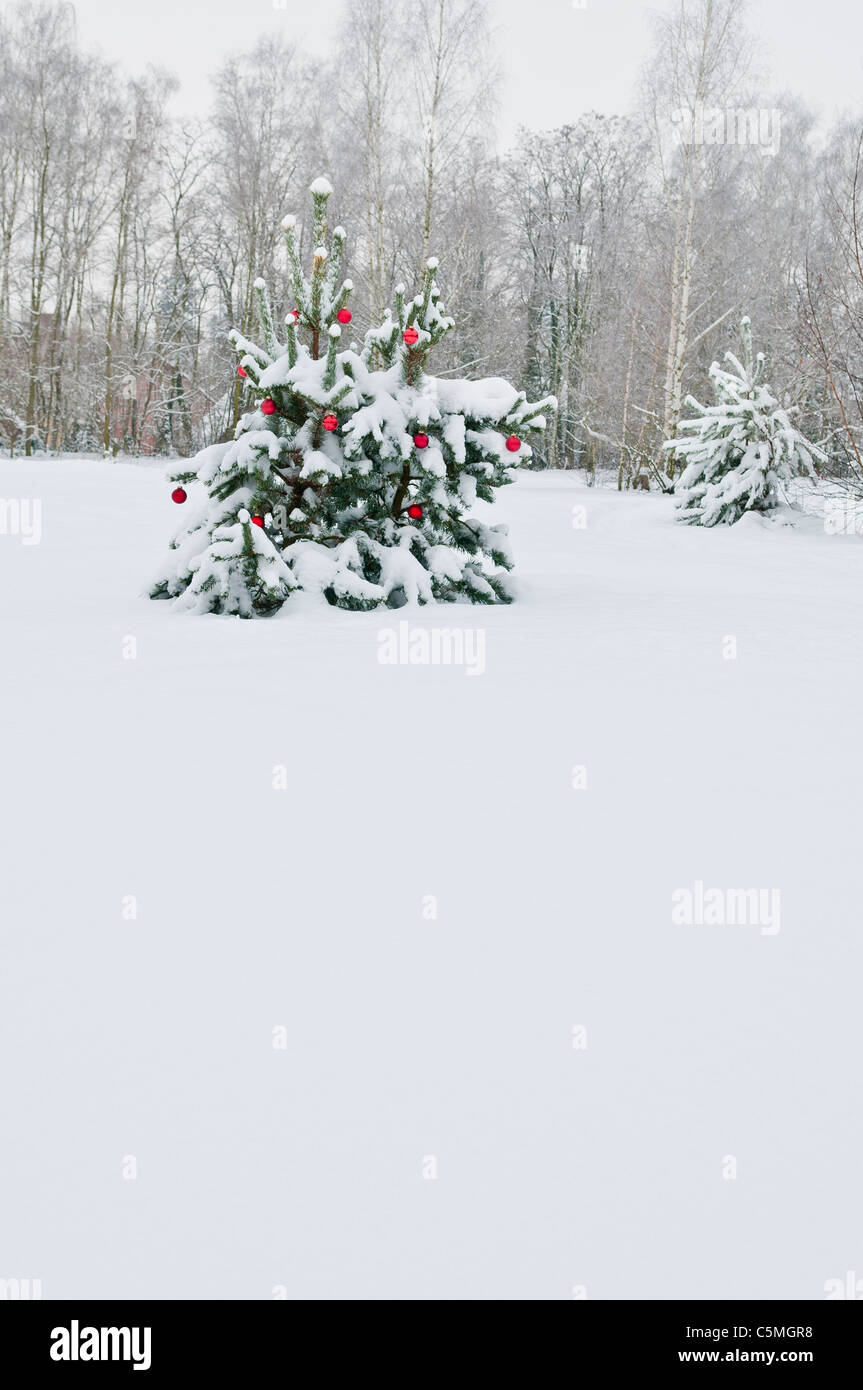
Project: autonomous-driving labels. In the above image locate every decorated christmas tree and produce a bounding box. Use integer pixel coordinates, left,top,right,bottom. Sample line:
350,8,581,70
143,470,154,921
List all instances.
664,317,824,527
149,178,555,616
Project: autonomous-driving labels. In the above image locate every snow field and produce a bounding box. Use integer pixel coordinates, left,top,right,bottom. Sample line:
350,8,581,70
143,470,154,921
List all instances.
1,458,861,1299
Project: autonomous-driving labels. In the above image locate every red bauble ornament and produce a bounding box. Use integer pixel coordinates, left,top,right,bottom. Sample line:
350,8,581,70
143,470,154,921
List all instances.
403,326,419,345
260,398,277,415
237,364,247,378
505,435,521,452
407,504,423,519
413,432,429,449
251,515,264,527
171,486,187,504
322,414,338,431
336,308,352,324
288,308,300,322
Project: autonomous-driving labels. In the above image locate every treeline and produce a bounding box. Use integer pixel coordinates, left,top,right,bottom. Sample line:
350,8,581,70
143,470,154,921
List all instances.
1,0,861,488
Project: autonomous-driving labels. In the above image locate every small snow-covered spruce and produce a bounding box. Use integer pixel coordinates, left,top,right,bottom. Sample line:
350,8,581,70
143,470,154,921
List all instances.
324,257,557,607
174,508,298,618
664,318,825,527
149,180,556,616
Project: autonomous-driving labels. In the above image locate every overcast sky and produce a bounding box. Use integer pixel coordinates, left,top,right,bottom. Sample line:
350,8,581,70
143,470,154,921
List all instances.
66,0,863,147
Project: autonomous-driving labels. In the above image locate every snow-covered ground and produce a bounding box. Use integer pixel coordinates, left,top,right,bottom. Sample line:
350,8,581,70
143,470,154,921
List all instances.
1,457,861,1300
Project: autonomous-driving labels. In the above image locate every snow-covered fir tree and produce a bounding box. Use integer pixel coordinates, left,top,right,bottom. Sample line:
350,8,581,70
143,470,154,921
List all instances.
149,178,556,616
664,318,825,527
